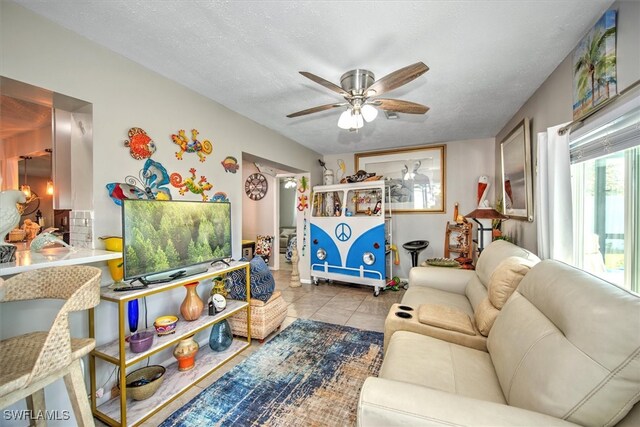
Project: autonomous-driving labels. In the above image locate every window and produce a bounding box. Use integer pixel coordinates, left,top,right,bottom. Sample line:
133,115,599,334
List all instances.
570,105,639,291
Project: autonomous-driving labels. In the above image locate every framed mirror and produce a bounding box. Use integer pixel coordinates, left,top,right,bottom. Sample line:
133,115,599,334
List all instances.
500,118,533,221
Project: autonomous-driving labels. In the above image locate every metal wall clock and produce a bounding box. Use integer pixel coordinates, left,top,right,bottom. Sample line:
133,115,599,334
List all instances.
245,173,268,201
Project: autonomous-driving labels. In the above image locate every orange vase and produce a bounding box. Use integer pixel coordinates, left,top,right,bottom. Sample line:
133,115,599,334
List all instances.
173,336,199,371
180,281,204,321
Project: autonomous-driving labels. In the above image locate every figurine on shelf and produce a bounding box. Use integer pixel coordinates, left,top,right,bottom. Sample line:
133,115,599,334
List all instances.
30,228,73,252
372,200,381,215
334,201,341,216
365,207,372,216
22,219,41,241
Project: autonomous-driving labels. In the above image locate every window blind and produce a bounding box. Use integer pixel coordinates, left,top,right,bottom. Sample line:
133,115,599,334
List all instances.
570,106,640,164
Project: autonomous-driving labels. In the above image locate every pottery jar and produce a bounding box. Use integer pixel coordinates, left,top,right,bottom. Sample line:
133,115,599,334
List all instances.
180,281,204,321
173,336,199,371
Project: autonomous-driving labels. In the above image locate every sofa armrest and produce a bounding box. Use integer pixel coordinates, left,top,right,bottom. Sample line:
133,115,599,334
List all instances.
358,377,579,427
409,266,475,294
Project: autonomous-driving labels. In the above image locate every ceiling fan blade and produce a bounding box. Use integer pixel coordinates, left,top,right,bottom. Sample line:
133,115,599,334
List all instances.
372,99,430,114
299,72,349,96
286,102,347,118
365,62,429,96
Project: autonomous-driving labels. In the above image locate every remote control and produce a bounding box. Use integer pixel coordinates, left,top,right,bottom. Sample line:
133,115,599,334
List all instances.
113,285,148,292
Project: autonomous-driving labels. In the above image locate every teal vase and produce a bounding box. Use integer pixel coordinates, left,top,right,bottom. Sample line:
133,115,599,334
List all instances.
209,319,233,352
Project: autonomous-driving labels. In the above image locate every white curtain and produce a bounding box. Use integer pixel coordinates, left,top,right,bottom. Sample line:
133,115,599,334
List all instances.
535,123,573,263
625,147,639,292
0,158,20,191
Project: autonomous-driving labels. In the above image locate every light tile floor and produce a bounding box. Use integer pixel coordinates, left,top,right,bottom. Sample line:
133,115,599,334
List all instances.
97,266,404,426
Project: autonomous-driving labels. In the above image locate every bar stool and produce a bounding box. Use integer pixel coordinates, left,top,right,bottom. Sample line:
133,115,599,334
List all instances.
402,240,430,268
0,266,102,426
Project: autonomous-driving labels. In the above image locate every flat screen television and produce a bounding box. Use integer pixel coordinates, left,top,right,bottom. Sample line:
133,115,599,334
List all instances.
122,199,232,281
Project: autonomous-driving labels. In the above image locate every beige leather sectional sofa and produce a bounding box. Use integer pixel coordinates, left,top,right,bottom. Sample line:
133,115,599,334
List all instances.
359,243,640,426
384,240,540,351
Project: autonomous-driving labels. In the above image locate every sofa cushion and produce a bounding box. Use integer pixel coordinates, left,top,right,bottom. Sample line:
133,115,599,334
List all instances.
488,260,640,426
488,256,533,309
475,240,540,289
402,286,474,317
464,275,488,313
417,304,475,336
381,331,506,404
474,298,500,336
385,304,487,352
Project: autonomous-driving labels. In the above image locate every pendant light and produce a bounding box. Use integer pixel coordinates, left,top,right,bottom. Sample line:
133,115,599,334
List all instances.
20,156,32,199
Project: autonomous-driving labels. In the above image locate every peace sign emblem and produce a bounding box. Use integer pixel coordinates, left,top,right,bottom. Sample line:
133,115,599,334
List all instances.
335,223,352,242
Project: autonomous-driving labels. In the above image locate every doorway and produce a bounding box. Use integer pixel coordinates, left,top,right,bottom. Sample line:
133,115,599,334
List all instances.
240,153,307,272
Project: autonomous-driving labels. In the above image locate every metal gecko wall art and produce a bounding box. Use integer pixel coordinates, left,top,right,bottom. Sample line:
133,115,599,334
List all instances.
171,129,213,162
170,168,213,201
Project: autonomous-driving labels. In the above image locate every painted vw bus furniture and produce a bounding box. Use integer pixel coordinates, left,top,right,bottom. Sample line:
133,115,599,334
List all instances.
310,181,391,296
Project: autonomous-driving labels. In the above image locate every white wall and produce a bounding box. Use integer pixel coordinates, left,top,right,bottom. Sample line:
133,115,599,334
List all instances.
0,2,322,424
495,0,640,253
324,137,495,279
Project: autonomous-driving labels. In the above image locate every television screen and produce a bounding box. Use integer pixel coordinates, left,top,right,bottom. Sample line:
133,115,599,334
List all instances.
122,199,232,280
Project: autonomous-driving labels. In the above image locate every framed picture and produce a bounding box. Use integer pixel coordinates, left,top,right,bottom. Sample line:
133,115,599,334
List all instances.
355,145,446,213
572,10,617,120
500,118,533,221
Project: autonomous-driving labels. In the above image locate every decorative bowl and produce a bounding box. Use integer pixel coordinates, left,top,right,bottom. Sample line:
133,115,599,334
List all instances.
154,315,178,336
124,365,165,401
129,331,154,353
425,258,460,268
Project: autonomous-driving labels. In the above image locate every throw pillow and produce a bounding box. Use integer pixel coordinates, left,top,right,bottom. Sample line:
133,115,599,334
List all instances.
488,256,533,309
474,298,500,336
227,256,275,302
417,304,476,336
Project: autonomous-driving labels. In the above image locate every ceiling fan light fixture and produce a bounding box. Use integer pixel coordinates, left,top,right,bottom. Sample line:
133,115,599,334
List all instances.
361,104,378,122
353,112,364,129
338,109,353,129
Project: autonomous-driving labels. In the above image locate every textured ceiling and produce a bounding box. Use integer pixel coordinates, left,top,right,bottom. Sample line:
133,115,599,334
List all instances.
0,95,51,140
15,1,612,154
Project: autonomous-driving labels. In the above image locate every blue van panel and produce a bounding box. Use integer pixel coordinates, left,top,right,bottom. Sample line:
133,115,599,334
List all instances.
310,223,341,271
346,224,385,278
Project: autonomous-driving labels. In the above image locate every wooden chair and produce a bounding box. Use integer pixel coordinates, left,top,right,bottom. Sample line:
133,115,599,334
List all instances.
0,266,102,426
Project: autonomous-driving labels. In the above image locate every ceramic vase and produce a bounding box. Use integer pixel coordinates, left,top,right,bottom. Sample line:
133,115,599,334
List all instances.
180,281,204,321
100,236,124,283
173,336,199,371
209,319,233,352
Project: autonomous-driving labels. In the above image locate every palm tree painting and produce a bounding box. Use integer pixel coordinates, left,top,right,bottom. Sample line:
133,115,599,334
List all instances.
573,10,617,120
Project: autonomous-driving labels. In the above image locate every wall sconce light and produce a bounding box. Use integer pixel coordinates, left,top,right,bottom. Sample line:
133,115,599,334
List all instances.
46,180,54,195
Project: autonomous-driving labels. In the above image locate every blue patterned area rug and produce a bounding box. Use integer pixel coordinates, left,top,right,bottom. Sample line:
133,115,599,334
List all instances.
161,319,384,426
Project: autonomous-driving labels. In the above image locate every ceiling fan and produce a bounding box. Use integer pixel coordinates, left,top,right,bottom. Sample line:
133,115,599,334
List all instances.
286,62,429,130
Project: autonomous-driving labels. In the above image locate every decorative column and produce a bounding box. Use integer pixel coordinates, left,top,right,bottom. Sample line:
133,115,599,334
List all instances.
290,246,301,287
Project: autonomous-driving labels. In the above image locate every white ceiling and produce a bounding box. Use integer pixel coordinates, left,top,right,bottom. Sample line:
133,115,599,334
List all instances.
16,0,612,154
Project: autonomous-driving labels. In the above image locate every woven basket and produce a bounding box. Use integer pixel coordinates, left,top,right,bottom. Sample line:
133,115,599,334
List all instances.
229,291,287,340
124,365,165,401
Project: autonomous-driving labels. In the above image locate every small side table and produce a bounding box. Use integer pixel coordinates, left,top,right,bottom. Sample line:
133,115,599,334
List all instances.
242,240,256,260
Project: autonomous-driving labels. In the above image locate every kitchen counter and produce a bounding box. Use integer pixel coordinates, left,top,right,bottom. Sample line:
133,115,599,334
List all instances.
0,246,120,276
